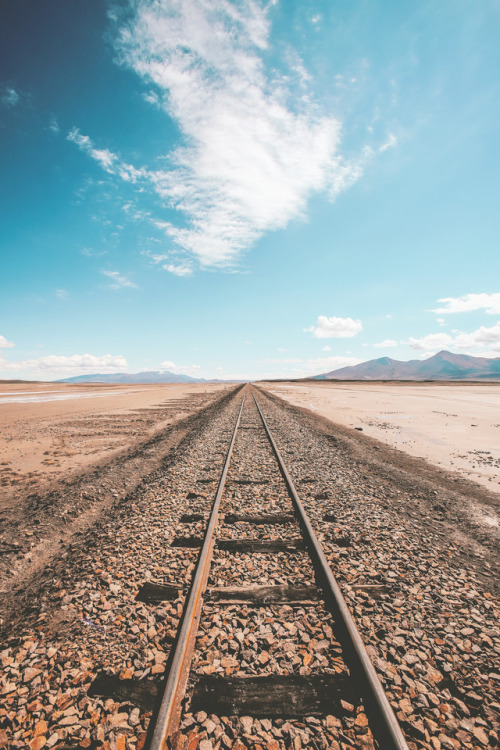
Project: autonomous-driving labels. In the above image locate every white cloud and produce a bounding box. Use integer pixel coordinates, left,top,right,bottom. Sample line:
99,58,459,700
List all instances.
454,323,500,350
1,87,20,107
101,270,138,288
379,133,397,152
160,360,201,376
263,358,303,364
81,247,107,258
322,345,331,351
409,333,452,351
0,353,128,378
108,0,364,268
305,315,363,339
48,116,60,134
408,322,500,355
68,128,116,171
291,355,360,377
55,289,69,300
373,339,397,348
67,128,145,183
258,354,360,378
0,335,14,349
432,292,500,315
163,262,193,277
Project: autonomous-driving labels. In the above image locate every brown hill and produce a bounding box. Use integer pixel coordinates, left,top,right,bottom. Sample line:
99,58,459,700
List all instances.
315,350,500,380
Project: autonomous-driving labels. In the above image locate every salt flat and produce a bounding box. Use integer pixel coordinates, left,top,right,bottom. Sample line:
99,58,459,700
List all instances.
261,381,500,492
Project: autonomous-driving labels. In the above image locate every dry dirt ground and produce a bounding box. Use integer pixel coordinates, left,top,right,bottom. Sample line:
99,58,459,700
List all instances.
0,382,231,499
0,382,235,615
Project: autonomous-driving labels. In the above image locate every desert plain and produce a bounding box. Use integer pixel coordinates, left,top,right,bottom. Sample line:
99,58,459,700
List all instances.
0,381,230,503
262,381,500,493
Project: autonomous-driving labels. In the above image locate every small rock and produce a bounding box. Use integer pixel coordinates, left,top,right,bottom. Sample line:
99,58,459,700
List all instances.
239,716,253,734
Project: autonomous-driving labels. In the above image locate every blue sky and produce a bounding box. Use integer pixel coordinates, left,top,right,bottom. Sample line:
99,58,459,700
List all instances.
1,0,499,380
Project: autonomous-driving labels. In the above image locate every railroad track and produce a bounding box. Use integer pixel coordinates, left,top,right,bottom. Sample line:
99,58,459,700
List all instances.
100,385,409,749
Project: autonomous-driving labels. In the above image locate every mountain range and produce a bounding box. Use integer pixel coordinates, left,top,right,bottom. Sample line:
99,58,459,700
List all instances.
314,350,500,381
59,370,209,384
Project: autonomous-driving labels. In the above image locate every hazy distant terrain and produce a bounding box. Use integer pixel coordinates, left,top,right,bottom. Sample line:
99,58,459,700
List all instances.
315,350,500,381
58,371,237,384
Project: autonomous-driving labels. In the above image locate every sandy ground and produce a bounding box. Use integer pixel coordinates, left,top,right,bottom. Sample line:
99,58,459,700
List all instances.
260,381,500,493
0,381,230,503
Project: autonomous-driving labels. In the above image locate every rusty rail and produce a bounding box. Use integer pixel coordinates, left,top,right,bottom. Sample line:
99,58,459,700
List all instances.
251,387,409,750
149,393,246,750
149,386,408,750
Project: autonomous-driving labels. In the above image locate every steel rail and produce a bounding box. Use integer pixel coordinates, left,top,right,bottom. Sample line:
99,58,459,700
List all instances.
251,387,409,750
150,393,246,750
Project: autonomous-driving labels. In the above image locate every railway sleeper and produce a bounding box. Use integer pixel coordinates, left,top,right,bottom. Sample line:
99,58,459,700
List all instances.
216,539,306,553
206,583,319,604
136,581,184,603
189,674,357,718
223,512,295,524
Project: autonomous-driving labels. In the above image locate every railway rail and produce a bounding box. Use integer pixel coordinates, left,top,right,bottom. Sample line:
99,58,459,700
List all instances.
143,385,409,750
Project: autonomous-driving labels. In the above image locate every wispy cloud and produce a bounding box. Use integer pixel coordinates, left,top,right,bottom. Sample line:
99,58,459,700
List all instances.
379,133,397,152
0,353,128,378
160,360,201,376
305,315,363,339
103,0,363,269
163,262,193,277
0,335,15,349
301,355,360,375
1,86,20,107
48,116,60,134
432,292,500,315
55,289,69,300
67,128,145,182
81,247,107,258
373,339,397,348
101,270,138,289
265,354,360,378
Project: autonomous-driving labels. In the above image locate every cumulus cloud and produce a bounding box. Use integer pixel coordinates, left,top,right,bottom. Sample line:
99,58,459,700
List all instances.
408,322,500,355
373,339,397,348
101,0,363,268
160,360,201,375
305,315,363,339
0,335,14,349
432,292,500,315
0,353,128,378
101,270,138,288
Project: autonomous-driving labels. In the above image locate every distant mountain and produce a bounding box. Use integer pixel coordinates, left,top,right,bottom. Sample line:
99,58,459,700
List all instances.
58,370,204,384
315,350,500,381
